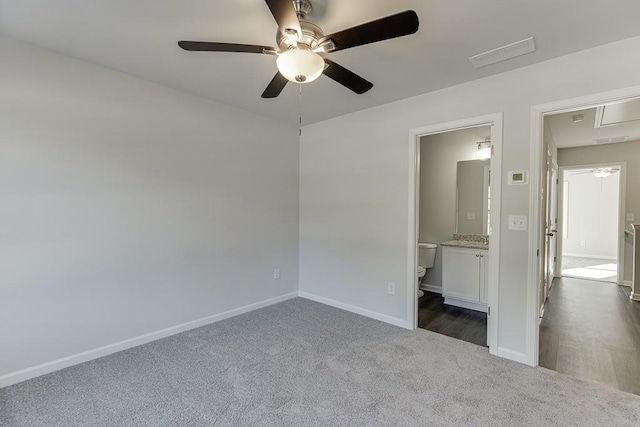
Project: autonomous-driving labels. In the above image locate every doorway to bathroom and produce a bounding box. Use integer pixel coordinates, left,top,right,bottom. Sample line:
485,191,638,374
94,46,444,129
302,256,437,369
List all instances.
408,114,503,355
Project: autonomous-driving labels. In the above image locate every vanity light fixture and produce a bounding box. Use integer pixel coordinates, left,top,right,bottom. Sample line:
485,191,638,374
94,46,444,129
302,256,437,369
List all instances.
476,137,492,160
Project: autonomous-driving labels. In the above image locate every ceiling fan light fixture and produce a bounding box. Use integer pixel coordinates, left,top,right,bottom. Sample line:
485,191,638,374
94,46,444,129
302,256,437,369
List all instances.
276,48,324,83
592,167,612,178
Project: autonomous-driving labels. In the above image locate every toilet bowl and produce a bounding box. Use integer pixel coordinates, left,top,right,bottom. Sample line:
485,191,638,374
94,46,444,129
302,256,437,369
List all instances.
417,243,437,298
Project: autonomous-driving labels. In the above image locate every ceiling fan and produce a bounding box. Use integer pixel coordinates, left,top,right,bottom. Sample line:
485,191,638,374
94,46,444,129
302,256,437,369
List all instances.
178,0,419,98
569,167,620,178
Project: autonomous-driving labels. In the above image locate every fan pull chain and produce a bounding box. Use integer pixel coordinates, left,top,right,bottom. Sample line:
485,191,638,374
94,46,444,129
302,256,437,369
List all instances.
299,83,303,136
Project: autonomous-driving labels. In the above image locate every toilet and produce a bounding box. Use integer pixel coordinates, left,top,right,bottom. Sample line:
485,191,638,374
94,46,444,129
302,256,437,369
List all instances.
417,243,437,298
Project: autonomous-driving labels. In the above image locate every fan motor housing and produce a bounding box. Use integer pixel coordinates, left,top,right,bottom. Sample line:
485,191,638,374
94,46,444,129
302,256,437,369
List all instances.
277,19,324,51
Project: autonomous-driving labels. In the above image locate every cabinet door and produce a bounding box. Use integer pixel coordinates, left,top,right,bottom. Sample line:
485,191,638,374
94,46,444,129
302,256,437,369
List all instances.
479,252,488,304
443,247,480,302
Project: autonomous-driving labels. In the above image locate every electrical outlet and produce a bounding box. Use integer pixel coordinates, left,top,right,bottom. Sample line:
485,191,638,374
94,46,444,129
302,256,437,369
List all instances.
627,213,635,222
273,268,280,279
387,282,396,295
580,240,586,246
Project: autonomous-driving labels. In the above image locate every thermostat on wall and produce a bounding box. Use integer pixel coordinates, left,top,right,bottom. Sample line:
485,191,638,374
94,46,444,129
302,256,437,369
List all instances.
508,170,528,185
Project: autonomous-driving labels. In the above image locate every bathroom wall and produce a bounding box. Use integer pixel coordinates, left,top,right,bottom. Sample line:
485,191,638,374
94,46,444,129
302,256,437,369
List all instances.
558,139,640,282
418,127,490,291
562,172,619,259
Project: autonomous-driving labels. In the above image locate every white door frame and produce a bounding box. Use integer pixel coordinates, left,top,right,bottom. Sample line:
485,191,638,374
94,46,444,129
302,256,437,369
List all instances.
408,112,503,355
528,85,640,366
557,162,627,284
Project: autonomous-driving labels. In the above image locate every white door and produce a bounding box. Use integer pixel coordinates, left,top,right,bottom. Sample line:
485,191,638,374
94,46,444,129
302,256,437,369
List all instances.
545,161,558,297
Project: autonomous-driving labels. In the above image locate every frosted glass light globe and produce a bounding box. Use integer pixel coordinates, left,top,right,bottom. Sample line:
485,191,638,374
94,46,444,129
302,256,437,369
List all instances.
276,49,325,83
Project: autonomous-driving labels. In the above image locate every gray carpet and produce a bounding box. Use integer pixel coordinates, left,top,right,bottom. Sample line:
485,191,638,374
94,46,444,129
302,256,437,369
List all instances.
1,298,639,426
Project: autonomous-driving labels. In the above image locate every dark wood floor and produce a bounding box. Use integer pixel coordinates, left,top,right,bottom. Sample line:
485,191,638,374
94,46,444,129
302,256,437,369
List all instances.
539,277,640,395
418,291,487,347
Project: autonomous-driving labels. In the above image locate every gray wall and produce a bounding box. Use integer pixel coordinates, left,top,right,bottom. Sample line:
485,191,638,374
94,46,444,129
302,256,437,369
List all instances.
418,128,489,290
558,139,640,282
0,36,300,377
299,35,640,359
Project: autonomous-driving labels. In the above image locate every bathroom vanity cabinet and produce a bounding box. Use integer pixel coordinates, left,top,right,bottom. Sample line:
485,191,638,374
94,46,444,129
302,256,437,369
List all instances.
442,246,488,312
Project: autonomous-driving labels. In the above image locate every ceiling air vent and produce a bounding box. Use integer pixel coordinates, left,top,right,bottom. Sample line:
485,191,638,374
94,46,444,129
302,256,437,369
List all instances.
594,136,629,144
469,37,536,69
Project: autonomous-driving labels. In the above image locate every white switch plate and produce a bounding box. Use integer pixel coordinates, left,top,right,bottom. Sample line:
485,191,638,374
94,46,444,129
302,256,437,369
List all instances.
627,213,635,222
273,268,280,279
387,282,396,295
508,215,527,231
467,212,476,220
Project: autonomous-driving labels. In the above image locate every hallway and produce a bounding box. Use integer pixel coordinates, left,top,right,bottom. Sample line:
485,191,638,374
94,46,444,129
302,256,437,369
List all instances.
539,277,640,395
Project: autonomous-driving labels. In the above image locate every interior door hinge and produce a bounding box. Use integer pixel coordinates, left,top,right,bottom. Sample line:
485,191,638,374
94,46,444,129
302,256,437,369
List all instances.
488,306,491,316
537,249,540,257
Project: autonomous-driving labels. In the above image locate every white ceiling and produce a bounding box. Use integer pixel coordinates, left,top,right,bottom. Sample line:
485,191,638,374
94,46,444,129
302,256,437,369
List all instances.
545,98,640,149
2,0,640,125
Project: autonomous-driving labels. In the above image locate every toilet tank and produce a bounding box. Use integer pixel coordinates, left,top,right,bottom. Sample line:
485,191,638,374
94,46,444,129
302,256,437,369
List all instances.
418,243,437,268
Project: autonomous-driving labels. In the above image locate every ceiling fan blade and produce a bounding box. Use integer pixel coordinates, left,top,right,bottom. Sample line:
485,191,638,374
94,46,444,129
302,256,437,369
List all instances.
319,10,419,53
178,41,277,54
322,59,373,94
264,0,302,39
261,72,289,98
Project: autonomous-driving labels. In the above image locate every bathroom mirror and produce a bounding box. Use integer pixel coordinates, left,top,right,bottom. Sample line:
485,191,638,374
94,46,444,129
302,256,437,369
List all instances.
456,159,490,235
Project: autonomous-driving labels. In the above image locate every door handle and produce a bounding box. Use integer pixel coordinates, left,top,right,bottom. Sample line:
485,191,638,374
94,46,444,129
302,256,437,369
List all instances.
546,233,554,237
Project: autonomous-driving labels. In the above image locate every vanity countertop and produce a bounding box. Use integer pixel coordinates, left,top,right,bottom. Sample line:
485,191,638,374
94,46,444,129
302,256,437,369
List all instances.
441,240,489,250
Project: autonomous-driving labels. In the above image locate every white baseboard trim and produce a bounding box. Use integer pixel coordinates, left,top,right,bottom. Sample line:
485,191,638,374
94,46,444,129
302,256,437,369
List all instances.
496,347,530,365
0,291,299,389
563,253,617,260
419,284,442,294
298,291,410,330
630,292,640,302
623,280,632,287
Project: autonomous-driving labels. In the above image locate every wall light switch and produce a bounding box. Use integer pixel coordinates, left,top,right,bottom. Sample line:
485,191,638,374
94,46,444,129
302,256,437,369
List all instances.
627,213,635,222
387,282,396,295
273,268,280,279
508,215,527,231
